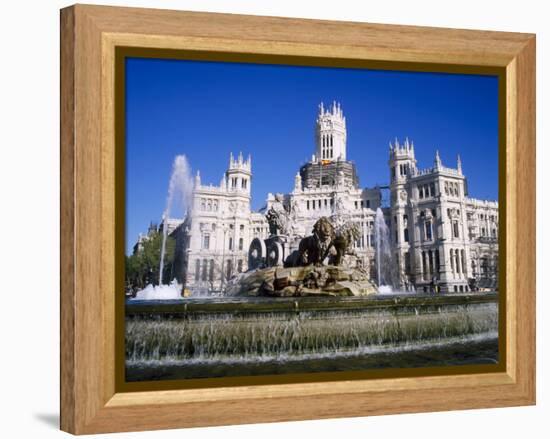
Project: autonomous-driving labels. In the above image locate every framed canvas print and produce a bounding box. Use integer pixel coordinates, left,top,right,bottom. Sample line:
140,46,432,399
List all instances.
60,4,536,435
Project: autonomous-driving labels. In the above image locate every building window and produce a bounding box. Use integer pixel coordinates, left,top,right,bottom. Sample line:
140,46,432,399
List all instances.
404,228,409,242
481,257,488,275
419,186,424,199
239,238,244,251
355,201,358,209
228,237,233,250
209,259,214,281
430,183,436,196
226,259,233,280
307,200,310,210
202,234,210,249
425,221,433,241
195,259,200,281
492,228,497,237
242,178,247,189
453,221,460,239
201,258,208,281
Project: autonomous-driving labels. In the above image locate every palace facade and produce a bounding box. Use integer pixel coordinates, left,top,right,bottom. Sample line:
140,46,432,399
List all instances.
160,102,498,293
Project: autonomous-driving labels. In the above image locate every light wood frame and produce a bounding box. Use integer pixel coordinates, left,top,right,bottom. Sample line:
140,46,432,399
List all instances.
60,4,536,434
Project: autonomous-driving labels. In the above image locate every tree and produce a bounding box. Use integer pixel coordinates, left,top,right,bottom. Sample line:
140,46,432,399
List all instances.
125,231,176,293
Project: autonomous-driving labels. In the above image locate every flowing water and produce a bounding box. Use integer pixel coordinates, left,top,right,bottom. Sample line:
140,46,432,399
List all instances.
374,207,401,292
158,155,194,285
125,298,498,381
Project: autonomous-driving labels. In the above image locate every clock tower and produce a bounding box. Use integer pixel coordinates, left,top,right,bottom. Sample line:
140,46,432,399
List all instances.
315,101,347,162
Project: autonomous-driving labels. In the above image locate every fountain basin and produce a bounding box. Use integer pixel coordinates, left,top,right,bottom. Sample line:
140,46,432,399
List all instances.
125,292,499,381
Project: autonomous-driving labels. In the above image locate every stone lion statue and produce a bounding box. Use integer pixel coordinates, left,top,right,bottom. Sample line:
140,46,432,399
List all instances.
332,221,362,266
297,217,336,266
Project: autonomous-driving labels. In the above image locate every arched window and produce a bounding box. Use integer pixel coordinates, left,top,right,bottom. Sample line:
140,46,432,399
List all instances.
450,249,454,273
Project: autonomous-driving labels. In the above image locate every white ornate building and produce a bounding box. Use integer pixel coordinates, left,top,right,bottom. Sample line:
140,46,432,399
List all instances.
164,102,498,293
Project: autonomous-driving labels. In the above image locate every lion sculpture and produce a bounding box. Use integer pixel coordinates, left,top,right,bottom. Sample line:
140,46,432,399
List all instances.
296,217,336,266
296,217,362,267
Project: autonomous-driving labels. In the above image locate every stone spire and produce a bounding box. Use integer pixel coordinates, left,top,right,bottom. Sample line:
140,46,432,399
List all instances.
195,170,201,187
457,154,462,174
434,150,442,170
294,172,302,191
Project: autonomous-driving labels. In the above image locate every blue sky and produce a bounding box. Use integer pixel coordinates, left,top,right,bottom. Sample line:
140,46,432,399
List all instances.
126,57,499,254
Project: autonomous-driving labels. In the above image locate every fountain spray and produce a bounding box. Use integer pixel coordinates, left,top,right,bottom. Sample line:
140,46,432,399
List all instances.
158,155,194,285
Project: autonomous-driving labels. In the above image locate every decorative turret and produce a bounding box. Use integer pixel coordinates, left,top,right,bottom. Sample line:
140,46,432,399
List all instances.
389,137,417,184
225,152,252,195
457,154,462,175
314,101,347,162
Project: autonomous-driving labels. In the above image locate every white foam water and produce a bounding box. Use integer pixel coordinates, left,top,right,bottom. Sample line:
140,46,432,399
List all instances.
131,280,183,300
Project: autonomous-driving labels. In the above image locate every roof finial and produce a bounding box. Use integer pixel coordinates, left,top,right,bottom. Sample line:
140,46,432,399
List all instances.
457,154,462,174
434,150,442,169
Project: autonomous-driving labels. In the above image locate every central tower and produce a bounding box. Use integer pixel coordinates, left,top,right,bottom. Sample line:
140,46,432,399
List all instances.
299,102,358,190
315,101,347,162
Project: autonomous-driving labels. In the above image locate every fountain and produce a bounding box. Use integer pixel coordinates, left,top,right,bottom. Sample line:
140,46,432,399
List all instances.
126,205,498,381
374,207,412,294
159,155,194,285
125,294,499,381
374,207,394,293
129,155,193,302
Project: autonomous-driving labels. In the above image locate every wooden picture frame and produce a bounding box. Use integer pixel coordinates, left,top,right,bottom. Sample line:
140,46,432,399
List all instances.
60,4,536,434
